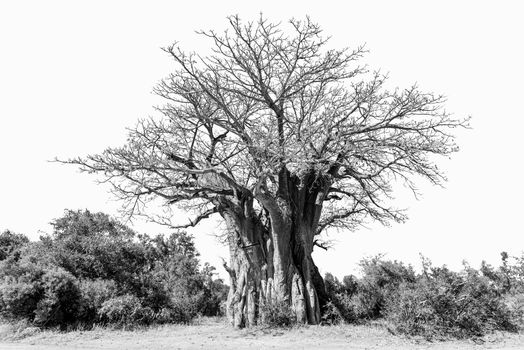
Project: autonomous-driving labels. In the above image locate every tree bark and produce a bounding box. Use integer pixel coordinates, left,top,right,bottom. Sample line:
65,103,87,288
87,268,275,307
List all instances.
218,181,328,328
218,195,271,328
250,168,330,326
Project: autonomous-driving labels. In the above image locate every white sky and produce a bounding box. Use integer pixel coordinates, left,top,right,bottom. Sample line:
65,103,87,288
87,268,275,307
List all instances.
1,1,523,279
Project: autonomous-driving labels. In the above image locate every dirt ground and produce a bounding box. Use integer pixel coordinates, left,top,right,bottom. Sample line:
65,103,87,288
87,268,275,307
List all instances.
1,318,523,350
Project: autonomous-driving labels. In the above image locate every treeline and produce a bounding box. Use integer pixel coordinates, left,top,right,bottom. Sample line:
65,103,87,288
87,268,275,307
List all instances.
0,210,227,329
322,254,524,338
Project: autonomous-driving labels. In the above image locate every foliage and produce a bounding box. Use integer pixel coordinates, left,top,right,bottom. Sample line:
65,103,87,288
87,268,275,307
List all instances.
320,300,344,325
323,255,522,338
324,257,415,323
0,263,82,328
98,294,154,327
354,257,416,319
0,279,43,321
0,230,29,261
42,210,147,286
63,16,468,237
33,268,82,328
323,273,357,323
386,263,519,338
0,210,228,329
200,264,229,316
3,208,523,338
77,279,118,323
481,252,524,294
260,300,296,327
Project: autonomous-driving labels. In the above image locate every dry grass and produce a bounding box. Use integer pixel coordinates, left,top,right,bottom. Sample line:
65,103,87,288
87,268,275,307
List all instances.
0,317,523,350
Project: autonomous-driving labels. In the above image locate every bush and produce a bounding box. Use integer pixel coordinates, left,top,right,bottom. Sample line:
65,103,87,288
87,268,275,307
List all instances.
505,293,524,327
322,255,522,338
0,260,47,321
385,263,519,338
0,210,228,329
321,301,344,325
33,268,82,328
323,273,357,323
152,307,190,324
43,210,148,285
78,279,118,323
170,293,203,323
0,230,29,261
0,266,82,328
385,282,441,337
0,279,43,321
260,300,296,327
199,264,228,317
354,257,416,319
324,257,416,323
98,295,154,327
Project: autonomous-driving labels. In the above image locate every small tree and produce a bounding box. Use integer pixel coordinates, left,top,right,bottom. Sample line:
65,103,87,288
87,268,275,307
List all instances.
41,209,145,284
62,16,468,327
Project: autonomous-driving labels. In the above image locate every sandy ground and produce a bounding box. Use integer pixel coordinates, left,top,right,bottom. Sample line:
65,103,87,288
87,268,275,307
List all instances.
1,318,523,350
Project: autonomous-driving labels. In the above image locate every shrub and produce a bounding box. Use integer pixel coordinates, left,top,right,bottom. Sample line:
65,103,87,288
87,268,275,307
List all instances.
321,301,344,325
98,295,154,327
78,279,118,323
323,273,357,323
199,264,228,317
0,260,47,321
170,293,203,323
322,255,522,338
354,257,416,319
505,293,524,327
0,230,29,261
0,210,229,329
0,279,43,321
480,252,524,295
386,263,519,338
324,257,416,322
385,282,441,337
152,306,195,324
33,268,82,328
260,300,296,327
43,210,148,285
0,266,82,328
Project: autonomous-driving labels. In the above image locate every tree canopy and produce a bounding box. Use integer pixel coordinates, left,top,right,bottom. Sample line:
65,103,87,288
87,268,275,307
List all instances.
68,16,466,233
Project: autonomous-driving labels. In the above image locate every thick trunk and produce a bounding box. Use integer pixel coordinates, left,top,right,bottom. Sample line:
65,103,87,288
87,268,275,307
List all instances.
247,169,330,326
220,197,268,328
219,192,290,328
289,217,322,324
219,185,327,328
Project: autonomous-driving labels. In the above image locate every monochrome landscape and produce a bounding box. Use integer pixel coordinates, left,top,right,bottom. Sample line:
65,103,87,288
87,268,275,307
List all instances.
1,1,523,349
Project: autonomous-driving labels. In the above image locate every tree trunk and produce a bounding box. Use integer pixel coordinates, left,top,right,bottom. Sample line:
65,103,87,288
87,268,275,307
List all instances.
218,181,328,328
218,196,271,328
248,168,330,326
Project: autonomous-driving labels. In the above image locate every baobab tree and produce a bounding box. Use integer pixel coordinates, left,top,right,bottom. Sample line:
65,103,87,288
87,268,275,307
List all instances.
62,16,468,327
